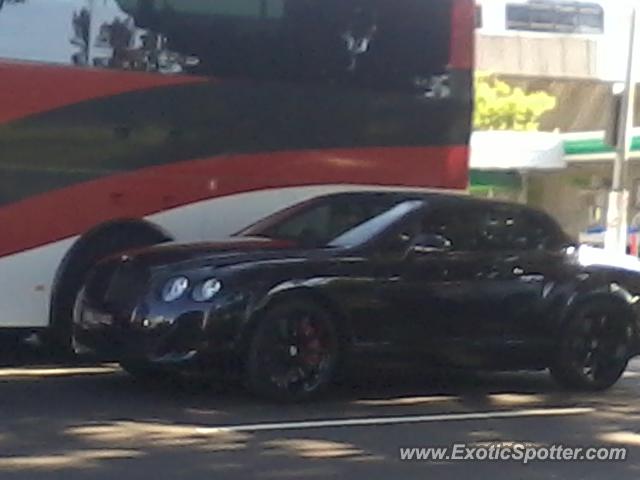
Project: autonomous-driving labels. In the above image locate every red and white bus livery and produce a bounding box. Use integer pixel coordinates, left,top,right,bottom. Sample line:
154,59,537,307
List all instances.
0,0,474,344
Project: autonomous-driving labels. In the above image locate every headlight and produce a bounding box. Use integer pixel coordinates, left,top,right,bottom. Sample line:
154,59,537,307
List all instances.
192,278,222,302
161,276,190,302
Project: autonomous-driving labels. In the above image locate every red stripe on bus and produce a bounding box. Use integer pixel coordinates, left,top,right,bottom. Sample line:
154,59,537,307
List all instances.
449,0,475,70
0,61,205,124
0,146,468,258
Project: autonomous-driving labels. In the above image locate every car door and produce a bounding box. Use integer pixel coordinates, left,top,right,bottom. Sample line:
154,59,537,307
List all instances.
487,207,570,359
395,203,511,364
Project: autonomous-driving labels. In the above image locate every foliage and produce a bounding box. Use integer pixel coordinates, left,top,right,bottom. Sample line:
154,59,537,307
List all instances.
0,0,27,10
474,73,557,131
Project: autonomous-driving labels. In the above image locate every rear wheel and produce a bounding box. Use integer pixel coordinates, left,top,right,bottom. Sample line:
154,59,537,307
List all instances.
551,301,633,391
245,300,340,402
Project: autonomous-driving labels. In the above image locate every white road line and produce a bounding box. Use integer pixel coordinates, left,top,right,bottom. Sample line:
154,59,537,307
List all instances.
195,407,595,434
0,366,119,378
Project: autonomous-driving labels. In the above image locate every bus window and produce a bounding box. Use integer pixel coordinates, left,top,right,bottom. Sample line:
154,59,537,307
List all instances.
0,0,453,94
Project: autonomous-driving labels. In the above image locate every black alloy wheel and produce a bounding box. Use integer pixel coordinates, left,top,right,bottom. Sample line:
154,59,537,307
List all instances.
551,301,633,391
245,300,340,402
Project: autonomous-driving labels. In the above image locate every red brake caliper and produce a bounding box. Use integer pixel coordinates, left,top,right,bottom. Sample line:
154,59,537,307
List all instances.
298,318,324,367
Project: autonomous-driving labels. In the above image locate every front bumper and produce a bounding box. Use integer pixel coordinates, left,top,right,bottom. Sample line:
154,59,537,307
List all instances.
73,292,245,369
74,307,205,364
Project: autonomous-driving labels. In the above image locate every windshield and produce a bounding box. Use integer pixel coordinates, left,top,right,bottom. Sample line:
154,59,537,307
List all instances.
239,196,424,248
329,200,424,248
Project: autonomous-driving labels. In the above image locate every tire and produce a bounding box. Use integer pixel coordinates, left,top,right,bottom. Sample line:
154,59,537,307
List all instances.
245,299,340,402
550,300,633,391
120,359,171,384
49,224,168,355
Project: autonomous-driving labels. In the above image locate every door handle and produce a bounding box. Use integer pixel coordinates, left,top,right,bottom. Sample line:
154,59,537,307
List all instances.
513,266,545,282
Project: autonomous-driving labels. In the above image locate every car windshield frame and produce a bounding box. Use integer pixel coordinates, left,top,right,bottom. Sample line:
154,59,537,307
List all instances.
238,196,425,249
328,200,425,248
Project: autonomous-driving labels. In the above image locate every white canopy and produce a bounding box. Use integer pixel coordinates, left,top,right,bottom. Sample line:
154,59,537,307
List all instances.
470,131,566,171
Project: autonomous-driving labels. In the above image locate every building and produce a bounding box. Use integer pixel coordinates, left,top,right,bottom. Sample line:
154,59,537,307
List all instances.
476,0,632,80
473,0,640,241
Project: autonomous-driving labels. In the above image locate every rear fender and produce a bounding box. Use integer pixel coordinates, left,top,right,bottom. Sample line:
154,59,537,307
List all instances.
558,283,639,349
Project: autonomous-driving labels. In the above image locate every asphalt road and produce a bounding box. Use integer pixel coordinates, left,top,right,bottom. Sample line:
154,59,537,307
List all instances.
1,351,640,479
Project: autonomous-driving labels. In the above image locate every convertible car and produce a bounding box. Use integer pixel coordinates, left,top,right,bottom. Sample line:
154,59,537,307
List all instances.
73,191,640,401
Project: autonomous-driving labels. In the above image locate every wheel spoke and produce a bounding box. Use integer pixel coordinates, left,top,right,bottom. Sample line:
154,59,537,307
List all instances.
255,308,336,396
570,311,629,384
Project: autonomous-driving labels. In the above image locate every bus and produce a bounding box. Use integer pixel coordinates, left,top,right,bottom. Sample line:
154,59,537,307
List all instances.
0,0,474,348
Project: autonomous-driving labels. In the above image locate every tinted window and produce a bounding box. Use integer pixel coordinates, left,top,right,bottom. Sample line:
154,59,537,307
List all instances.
0,0,453,93
330,200,424,248
241,195,414,247
477,206,565,252
506,1,604,34
375,219,420,256
521,210,567,250
262,200,366,246
477,207,528,251
422,205,481,252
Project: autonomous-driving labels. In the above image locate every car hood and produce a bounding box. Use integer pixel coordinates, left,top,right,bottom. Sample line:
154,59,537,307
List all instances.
116,236,329,270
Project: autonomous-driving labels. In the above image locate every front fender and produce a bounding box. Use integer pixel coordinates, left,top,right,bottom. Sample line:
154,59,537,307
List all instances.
236,277,354,353
253,278,337,312
565,281,636,314
556,282,639,345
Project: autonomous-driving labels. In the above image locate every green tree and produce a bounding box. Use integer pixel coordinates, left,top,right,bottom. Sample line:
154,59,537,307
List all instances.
474,73,557,131
0,0,27,10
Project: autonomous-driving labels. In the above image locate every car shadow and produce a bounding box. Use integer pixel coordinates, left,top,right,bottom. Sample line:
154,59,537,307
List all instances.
1,338,635,418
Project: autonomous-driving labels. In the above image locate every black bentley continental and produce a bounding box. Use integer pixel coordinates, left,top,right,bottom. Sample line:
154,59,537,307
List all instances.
73,192,640,401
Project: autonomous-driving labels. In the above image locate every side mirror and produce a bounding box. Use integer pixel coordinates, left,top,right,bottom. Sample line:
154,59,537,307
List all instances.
407,233,452,255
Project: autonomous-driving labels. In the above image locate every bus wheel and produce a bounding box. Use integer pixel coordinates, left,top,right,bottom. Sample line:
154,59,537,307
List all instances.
48,221,170,356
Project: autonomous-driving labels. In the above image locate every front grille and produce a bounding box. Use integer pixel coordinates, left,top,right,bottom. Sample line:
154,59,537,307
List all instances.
85,259,149,318
155,312,206,357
